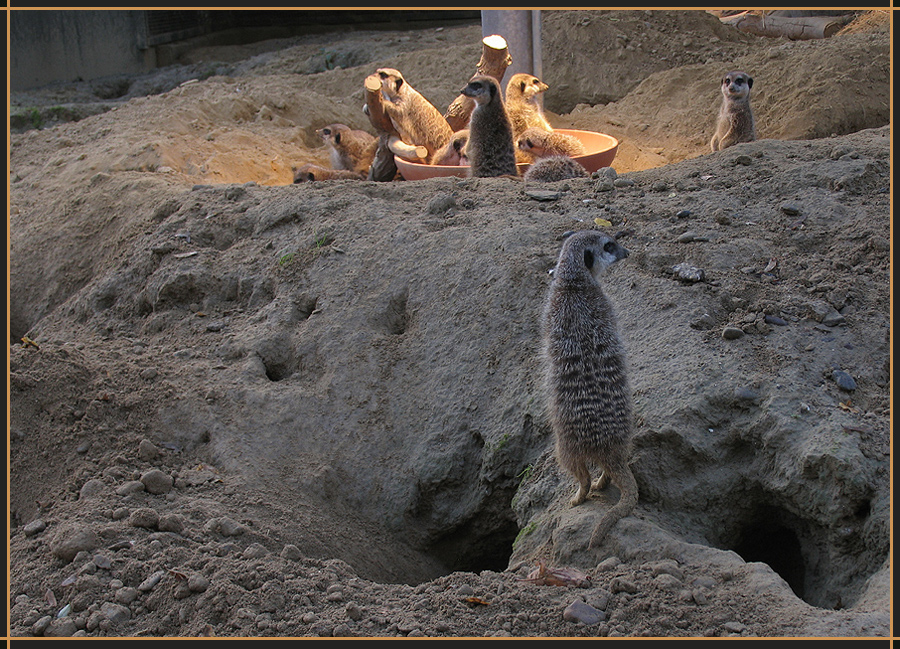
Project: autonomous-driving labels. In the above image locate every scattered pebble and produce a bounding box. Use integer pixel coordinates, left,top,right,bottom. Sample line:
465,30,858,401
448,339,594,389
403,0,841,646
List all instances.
525,189,560,201
140,469,174,495
129,508,159,529
281,544,304,560
832,370,857,392
23,518,46,536
79,479,106,499
672,263,705,283
722,327,744,340
138,571,165,592
138,439,159,461
50,526,99,563
675,209,691,218
780,203,800,215
563,599,605,625
764,314,788,326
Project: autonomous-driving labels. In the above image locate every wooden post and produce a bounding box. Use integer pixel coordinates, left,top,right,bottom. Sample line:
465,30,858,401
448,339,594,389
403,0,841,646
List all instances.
364,73,427,181
444,34,512,132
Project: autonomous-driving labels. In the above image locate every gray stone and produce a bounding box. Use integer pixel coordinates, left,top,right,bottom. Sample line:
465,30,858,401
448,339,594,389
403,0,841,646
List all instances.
563,600,605,625
79,479,106,499
50,525,99,562
832,370,857,391
129,507,159,529
140,469,174,495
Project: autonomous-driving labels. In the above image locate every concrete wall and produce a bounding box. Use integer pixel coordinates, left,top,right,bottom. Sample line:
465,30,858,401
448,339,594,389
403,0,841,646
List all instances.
10,10,154,91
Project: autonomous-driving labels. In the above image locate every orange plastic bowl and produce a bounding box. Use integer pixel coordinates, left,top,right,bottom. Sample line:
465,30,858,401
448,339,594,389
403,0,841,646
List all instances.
394,129,619,181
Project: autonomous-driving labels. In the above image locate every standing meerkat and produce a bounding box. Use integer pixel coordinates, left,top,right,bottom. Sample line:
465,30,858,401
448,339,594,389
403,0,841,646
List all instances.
375,67,453,163
517,127,586,159
431,129,469,166
460,75,518,178
505,72,553,138
710,70,756,152
542,230,638,549
316,123,377,175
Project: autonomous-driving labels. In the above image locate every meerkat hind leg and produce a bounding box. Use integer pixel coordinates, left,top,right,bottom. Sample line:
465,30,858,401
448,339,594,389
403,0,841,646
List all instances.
569,460,592,506
591,471,610,492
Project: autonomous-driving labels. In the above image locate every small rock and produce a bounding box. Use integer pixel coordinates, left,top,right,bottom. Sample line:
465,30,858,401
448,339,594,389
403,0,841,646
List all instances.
595,166,617,181
115,587,139,605
650,180,668,192
609,577,638,594
764,314,788,326
32,615,53,636
731,155,752,166
676,231,698,243
138,571,165,592
832,370,857,392
243,542,268,559
525,189,560,201
723,621,746,634
780,203,800,216
79,479,106,499
188,574,210,593
139,367,158,381
129,508,159,529
281,544,304,560
100,602,131,625
822,311,846,327
722,327,744,340
675,209,691,218
45,618,79,637
92,553,112,569
345,603,363,621
140,469,173,495
672,263,705,283
23,518,46,536
594,178,615,192
116,480,145,496
563,600,605,625
595,556,621,572
217,517,246,537
426,192,456,215
613,178,634,188
138,439,159,461
158,513,184,534
50,526,99,563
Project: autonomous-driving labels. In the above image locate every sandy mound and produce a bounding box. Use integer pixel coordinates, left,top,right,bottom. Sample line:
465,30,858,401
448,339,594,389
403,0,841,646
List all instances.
8,10,891,639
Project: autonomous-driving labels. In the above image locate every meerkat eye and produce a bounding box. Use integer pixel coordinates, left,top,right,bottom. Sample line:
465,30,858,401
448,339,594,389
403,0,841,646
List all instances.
584,249,595,269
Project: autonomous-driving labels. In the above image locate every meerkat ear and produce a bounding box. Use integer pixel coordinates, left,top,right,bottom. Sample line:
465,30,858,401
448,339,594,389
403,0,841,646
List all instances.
747,77,754,89
334,132,341,145
584,249,595,270
520,81,527,93
394,78,404,92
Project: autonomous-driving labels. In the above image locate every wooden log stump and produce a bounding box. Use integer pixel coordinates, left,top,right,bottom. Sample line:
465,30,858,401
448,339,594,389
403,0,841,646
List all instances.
444,34,512,132
719,11,854,40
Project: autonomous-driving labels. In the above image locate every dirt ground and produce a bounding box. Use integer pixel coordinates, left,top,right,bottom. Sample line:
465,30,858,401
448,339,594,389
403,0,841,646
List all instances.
7,10,892,640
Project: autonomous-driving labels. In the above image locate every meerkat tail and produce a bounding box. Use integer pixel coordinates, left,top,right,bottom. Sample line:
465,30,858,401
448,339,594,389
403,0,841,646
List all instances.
588,463,638,549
